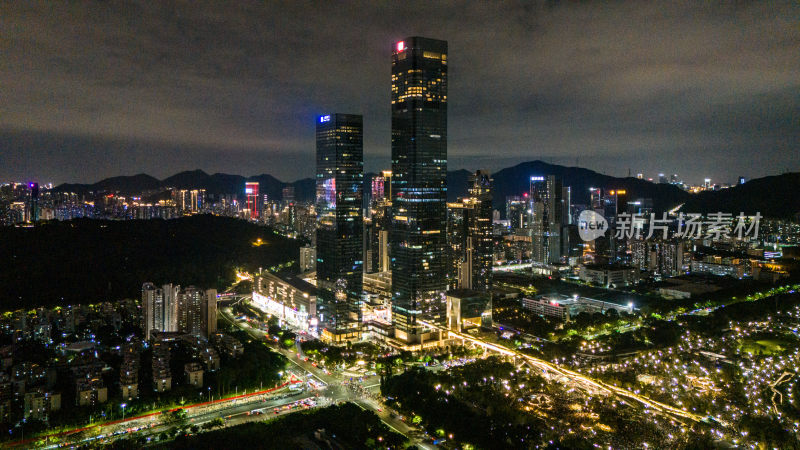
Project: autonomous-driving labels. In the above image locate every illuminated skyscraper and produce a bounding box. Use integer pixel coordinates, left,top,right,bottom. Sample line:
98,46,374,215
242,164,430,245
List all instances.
316,113,364,343
178,286,203,337
529,175,565,266
466,170,494,290
141,283,179,340
390,37,448,343
506,196,528,231
28,182,39,223
365,171,392,274
201,289,217,338
447,170,494,291
245,182,259,218
141,283,159,341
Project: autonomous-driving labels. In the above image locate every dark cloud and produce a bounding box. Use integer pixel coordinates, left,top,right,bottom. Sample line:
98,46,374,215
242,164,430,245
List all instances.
1,1,798,184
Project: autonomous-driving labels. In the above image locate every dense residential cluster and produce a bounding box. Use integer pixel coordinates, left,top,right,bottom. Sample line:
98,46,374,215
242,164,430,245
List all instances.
0,294,248,432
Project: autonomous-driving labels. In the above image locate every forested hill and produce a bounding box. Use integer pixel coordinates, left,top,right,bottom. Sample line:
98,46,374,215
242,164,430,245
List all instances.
0,215,300,310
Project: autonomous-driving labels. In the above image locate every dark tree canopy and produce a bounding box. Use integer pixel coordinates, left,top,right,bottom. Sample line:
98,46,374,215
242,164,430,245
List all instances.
0,215,300,310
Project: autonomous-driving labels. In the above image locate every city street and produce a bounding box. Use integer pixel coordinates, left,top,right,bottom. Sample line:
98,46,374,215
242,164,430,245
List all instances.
222,306,437,449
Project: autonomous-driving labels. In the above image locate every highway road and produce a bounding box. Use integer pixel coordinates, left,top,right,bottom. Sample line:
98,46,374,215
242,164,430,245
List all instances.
61,391,319,448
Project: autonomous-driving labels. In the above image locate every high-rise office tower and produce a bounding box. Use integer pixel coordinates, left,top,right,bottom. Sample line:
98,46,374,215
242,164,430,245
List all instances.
281,186,296,229
316,113,364,343
589,188,603,210
529,175,565,266
364,217,377,274
245,182,259,218
365,171,392,274
506,196,528,231
447,201,472,289
282,186,295,205
371,177,385,204
446,172,493,291
390,37,448,343
466,170,494,291
28,182,39,223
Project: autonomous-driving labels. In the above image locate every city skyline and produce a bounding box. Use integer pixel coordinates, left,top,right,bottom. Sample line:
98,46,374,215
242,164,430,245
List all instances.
2,2,798,184
2,3,800,447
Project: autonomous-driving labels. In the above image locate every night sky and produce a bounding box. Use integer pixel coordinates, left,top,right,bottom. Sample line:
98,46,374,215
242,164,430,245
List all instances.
2,1,798,185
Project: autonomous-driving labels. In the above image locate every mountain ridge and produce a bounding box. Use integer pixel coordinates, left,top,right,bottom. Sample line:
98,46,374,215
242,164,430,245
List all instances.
53,161,800,218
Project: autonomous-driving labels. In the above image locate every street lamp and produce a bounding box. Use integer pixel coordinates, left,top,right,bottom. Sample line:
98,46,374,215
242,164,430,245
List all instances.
121,403,127,421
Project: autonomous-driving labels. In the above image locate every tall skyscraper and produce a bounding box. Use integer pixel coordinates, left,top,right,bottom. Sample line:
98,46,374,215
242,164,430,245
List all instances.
467,170,494,290
390,37,448,343
141,283,158,341
28,182,39,223
371,176,385,203
316,113,364,343
282,186,295,205
178,286,203,336
163,284,179,332
529,175,565,266
201,289,217,338
141,283,179,340
245,182,259,218
506,196,528,231
446,170,493,291
365,171,392,274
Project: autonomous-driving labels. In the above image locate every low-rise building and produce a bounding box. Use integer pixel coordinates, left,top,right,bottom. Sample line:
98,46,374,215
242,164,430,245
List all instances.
120,343,140,401
691,257,746,278
200,347,220,371
152,341,172,392
75,376,107,406
212,333,244,358
522,294,634,321
23,389,61,419
184,363,204,387
252,273,317,331
446,289,492,331
657,278,723,299
579,264,639,287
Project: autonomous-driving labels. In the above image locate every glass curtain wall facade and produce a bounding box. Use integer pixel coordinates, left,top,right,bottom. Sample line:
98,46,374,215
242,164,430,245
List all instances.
316,113,364,342
390,37,448,343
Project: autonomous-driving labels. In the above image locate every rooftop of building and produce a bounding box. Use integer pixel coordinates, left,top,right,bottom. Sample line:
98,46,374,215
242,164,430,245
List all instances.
446,289,490,299
259,271,318,294
581,263,636,271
